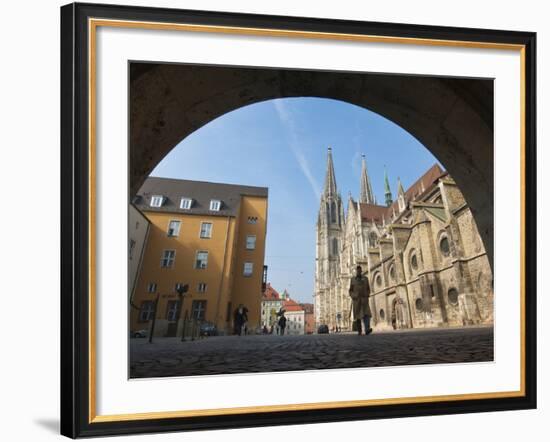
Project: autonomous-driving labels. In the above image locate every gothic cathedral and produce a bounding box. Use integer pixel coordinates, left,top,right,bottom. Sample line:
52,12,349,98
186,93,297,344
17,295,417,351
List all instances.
314,148,494,332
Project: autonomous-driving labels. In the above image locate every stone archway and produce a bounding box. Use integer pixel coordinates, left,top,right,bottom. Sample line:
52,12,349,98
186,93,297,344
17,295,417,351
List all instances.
130,63,494,267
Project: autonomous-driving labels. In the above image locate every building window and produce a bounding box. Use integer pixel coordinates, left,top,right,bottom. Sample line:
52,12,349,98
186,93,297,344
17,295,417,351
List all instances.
147,282,157,293
247,216,258,224
389,264,396,281
368,232,377,248
138,301,155,322
410,252,418,271
129,239,136,259
415,298,424,312
191,300,207,321
332,238,338,255
197,282,207,293
375,274,383,288
243,262,253,277
440,236,451,257
195,251,208,269
150,195,164,207
160,250,175,268
330,202,337,223
166,300,180,322
180,198,193,210
448,288,459,305
200,222,212,238
246,235,256,250
379,309,385,320
167,220,181,237
209,199,221,211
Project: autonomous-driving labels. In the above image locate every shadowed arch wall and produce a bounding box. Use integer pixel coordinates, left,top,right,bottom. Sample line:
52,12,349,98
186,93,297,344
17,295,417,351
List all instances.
130,63,493,266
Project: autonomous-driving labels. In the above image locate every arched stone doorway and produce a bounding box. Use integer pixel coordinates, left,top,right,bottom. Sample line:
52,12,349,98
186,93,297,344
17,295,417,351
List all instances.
130,63,493,267
391,297,408,330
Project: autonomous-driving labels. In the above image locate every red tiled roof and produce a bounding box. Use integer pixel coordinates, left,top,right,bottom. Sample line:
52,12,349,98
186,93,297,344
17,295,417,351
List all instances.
391,164,445,212
360,164,445,222
263,283,280,300
359,203,389,223
283,299,304,312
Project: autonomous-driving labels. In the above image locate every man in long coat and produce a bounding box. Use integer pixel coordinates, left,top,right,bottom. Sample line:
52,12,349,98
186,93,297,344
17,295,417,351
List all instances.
349,265,373,335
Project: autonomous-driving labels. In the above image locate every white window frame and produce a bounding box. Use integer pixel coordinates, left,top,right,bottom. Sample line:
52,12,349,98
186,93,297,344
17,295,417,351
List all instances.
243,262,254,277
197,282,207,293
166,300,180,322
209,199,221,211
180,197,193,210
200,222,213,239
245,235,256,250
150,195,164,208
147,282,157,293
139,301,155,322
195,251,209,269
167,219,181,237
160,250,176,268
191,300,207,321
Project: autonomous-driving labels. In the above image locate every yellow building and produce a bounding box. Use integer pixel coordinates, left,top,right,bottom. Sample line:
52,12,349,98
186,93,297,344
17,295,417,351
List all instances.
130,177,268,337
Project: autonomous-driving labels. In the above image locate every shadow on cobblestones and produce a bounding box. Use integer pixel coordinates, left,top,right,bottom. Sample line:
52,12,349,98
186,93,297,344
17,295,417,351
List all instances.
129,326,493,378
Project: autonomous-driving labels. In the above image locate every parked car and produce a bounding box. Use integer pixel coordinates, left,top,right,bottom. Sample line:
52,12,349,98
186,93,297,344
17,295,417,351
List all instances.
199,321,218,337
131,329,148,338
317,324,329,334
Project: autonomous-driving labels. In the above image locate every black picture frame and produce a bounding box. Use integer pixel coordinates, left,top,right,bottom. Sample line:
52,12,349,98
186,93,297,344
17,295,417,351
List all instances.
61,2,537,438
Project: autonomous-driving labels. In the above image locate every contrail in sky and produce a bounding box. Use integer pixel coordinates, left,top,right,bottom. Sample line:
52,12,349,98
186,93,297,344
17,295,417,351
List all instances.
273,99,321,200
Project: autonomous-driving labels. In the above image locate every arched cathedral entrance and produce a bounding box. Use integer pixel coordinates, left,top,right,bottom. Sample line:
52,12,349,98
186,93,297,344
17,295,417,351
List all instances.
391,297,408,330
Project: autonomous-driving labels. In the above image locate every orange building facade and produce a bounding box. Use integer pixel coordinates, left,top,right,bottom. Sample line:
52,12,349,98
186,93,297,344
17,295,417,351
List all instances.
130,177,268,337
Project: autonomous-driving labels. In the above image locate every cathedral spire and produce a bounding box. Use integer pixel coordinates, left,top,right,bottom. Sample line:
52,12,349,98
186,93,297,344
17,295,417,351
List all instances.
384,166,393,207
323,147,337,198
359,154,375,204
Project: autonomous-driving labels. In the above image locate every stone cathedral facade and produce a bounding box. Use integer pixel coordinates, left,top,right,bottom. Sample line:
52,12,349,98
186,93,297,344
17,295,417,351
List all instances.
314,148,494,332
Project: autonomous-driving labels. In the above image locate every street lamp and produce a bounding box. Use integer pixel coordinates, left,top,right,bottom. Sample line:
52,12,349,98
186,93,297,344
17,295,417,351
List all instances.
175,283,189,341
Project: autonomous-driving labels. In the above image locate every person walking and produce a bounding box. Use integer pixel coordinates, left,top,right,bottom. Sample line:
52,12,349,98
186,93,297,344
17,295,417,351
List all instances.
233,304,248,336
349,265,373,335
278,313,287,336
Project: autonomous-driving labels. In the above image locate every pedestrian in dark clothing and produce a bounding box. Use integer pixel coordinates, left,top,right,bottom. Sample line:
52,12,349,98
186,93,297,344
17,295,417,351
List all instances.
233,304,249,336
349,265,373,336
278,314,287,336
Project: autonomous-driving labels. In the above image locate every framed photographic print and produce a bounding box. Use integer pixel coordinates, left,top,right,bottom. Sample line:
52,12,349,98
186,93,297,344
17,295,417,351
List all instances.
60,2,537,438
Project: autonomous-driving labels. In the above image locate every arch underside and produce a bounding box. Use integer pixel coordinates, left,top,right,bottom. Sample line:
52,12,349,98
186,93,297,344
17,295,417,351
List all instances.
130,62,494,267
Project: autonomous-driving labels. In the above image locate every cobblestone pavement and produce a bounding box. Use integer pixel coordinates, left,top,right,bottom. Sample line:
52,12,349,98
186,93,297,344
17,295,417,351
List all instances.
129,326,493,378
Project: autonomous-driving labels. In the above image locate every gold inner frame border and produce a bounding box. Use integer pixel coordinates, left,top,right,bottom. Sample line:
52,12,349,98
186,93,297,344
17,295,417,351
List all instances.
87,17,527,423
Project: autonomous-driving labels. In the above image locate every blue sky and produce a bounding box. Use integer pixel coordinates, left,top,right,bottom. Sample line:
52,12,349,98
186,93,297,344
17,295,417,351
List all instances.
152,97,442,303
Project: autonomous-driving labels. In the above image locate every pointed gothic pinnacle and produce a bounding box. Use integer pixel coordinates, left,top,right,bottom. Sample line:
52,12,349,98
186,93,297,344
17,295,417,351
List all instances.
397,177,405,197
384,166,393,207
360,153,375,204
323,147,337,197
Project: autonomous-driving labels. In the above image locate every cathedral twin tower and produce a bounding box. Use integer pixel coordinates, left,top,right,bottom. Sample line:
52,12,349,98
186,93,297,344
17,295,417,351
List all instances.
314,147,383,328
